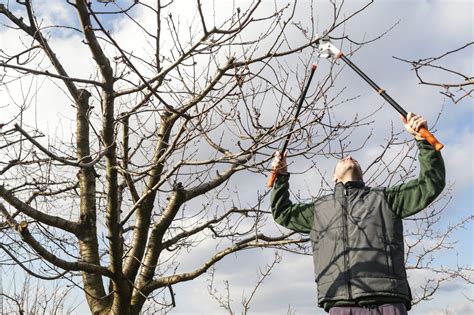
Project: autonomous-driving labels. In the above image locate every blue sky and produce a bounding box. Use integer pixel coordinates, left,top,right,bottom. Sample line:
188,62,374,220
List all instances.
0,0,472,314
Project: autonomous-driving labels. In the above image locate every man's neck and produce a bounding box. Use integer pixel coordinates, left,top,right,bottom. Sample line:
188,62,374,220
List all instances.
335,180,365,189
338,176,363,185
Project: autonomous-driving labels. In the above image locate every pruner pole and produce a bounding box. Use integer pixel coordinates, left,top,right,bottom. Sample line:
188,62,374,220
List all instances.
316,34,444,151
267,64,318,188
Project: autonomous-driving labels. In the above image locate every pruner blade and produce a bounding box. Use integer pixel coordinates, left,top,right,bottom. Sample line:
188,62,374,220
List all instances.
315,31,341,59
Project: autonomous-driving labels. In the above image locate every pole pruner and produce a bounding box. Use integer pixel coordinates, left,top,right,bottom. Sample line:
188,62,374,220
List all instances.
315,33,444,151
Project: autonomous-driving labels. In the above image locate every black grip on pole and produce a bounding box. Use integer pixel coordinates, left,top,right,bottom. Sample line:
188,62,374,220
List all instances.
339,54,408,117
281,64,318,154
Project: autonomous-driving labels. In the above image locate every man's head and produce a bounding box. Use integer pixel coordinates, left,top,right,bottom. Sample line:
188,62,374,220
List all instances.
333,156,363,184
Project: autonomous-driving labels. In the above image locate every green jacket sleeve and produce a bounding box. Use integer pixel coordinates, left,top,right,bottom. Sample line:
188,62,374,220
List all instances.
270,174,314,233
385,140,446,218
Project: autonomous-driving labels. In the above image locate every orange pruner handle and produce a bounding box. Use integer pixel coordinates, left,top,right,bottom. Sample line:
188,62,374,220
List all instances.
267,171,278,188
419,127,444,151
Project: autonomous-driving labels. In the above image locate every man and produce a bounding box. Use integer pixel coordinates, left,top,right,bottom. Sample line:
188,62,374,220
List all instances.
270,112,445,315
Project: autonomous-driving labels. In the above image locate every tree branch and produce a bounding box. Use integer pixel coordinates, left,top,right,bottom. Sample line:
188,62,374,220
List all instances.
0,203,111,277
0,62,104,86
0,185,78,234
0,1,80,99
14,123,106,168
143,233,307,294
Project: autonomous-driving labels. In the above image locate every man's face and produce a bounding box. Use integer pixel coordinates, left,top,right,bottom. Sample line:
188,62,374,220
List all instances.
333,156,363,183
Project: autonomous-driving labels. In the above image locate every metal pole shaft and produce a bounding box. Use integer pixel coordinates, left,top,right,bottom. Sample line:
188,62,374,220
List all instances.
266,64,317,188
339,54,408,117
281,65,317,153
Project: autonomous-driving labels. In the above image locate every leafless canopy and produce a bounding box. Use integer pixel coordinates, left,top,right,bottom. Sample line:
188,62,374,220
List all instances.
394,42,474,104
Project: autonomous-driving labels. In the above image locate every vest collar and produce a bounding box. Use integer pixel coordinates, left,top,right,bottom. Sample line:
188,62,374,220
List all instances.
335,180,365,189
344,180,365,189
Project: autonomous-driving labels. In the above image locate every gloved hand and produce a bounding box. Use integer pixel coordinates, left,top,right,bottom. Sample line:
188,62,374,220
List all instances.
271,151,289,175
400,112,428,141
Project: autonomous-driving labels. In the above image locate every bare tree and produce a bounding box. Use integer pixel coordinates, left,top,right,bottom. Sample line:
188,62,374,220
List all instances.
0,1,471,314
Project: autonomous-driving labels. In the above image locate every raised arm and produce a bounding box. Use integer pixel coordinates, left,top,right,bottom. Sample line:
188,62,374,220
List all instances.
270,151,314,233
385,113,446,218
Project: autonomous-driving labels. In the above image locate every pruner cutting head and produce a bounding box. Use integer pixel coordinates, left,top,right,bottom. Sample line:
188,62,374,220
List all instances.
315,31,341,59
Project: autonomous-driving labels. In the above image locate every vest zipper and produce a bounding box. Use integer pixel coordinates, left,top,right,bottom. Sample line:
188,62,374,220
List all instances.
341,186,352,300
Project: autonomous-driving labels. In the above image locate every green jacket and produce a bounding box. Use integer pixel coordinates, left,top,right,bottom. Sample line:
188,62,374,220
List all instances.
271,140,445,311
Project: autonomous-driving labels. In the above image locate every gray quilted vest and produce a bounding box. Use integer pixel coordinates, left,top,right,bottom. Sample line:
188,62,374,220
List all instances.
310,181,411,308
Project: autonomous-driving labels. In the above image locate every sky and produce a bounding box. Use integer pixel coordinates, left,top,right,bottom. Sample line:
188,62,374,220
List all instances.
0,0,473,314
